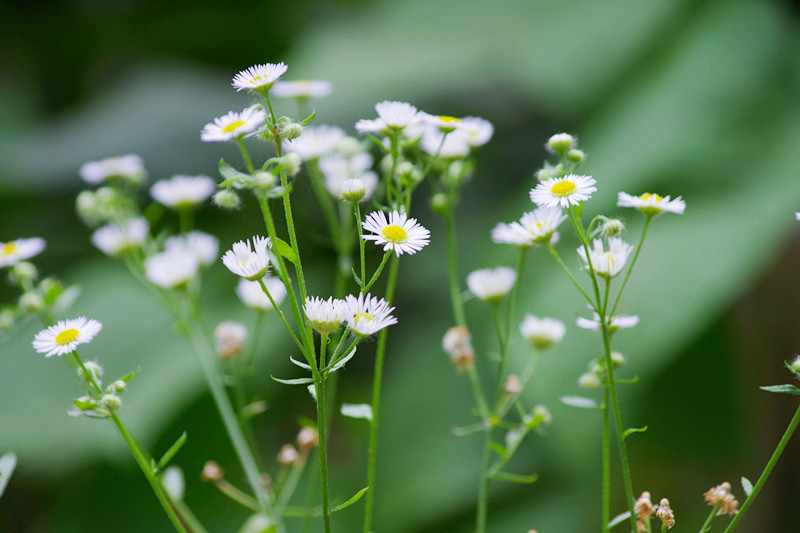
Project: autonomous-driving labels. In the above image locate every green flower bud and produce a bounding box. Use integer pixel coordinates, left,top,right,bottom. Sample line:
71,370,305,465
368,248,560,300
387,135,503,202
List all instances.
791,355,800,376
601,218,625,238
547,133,575,155
19,292,45,313
567,149,585,163
253,171,277,191
429,193,450,216
610,351,625,367
213,190,241,210
282,153,302,177
282,122,303,140
578,372,601,389
113,380,127,393
101,394,122,411
11,262,38,284
0,308,16,331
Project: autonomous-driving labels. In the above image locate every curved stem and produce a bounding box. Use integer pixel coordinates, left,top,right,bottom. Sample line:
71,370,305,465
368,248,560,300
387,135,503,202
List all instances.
364,251,392,293
545,242,596,311
609,216,652,316
700,502,721,532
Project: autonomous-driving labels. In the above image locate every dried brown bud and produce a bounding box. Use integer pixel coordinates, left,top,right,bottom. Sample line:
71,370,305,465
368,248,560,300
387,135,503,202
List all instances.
214,321,247,360
656,498,675,529
296,426,319,451
704,482,739,515
503,374,523,396
277,444,300,466
442,326,475,372
635,491,655,520
201,460,224,482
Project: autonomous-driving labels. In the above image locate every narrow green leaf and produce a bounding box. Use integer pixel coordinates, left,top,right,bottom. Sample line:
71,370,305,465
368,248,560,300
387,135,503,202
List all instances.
616,375,640,385
299,109,316,126
156,431,187,472
760,384,800,395
331,487,369,513
560,395,598,409
489,440,507,459
0,452,17,499
741,476,753,497
489,471,538,484
622,426,648,439
119,368,141,383
272,237,298,265
327,347,357,374
271,375,314,386
282,505,320,517
608,511,631,529
351,268,362,287
452,423,487,436
219,158,247,180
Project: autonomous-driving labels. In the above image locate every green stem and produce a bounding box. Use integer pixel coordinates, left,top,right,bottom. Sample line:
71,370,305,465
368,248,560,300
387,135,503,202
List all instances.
420,132,448,180
363,254,400,533
609,216,652,316
505,248,528,352
257,278,304,353
214,479,261,512
276,456,309,515
700,502,721,532
445,209,467,327
316,333,332,533
355,203,366,290
466,364,491,419
363,251,392,293
545,242,597,311
723,400,800,532
492,304,509,406
476,429,492,533
178,208,193,234
307,159,341,244
236,138,256,174
602,387,611,533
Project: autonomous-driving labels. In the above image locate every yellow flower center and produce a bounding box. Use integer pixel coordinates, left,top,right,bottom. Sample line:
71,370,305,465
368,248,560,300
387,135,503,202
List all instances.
381,225,408,243
250,75,264,84
639,192,663,202
222,120,246,133
1,242,16,256
551,181,576,197
438,115,460,123
354,312,374,323
55,328,79,345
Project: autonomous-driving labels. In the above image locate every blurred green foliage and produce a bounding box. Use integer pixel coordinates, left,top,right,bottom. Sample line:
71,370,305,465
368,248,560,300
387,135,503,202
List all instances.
2,0,800,531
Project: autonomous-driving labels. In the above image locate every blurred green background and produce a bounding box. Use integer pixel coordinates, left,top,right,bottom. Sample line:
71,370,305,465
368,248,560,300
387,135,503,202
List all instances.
3,0,800,531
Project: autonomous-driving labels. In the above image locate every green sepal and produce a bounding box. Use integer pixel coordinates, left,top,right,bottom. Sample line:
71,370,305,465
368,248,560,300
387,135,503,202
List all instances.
489,471,538,484
299,109,316,126
155,431,187,473
0,452,18,499
622,426,648,439
271,375,314,386
616,376,640,385
760,384,800,395
72,397,97,411
331,487,369,513
741,476,753,497
272,237,298,265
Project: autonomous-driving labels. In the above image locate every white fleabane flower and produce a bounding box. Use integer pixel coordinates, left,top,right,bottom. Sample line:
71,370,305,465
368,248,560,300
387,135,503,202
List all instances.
201,106,267,143
150,175,216,209
91,218,149,256
362,210,431,257
271,80,333,99
459,116,494,147
530,174,597,208
494,206,567,247
420,127,471,158
33,317,102,357
355,100,425,136
577,238,633,278
467,267,517,303
304,297,346,335
617,192,685,216
145,249,199,289
344,293,397,336
492,222,536,247
232,62,288,93
165,231,219,266
0,237,46,268
519,314,566,350
576,312,639,332
285,125,345,161
80,154,146,185
222,236,271,280
796,212,800,221
236,276,286,311
423,114,463,133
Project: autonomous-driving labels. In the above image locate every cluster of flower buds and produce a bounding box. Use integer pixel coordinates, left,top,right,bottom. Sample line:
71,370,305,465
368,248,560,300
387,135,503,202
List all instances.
704,481,739,515
442,326,475,372
635,491,675,531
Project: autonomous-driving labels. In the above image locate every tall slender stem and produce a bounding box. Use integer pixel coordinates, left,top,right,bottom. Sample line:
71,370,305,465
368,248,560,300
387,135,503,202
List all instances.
545,242,596,310
316,334,332,533
476,429,492,533
355,203,366,289
700,502,721,532
610,216,652,316
602,387,611,533
445,209,467,327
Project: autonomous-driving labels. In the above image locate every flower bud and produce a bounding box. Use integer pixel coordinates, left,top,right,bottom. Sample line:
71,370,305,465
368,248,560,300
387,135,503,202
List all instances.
601,218,625,238
282,153,302,177
277,444,300,466
296,426,319,452
201,460,224,482
503,374,523,396
19,292,45,313
442,326,475,372
429,193,450,216
10,262,38,285
790,355,800,376
95,186,117,206
341,178,367,203
101,393,122,411
610,351,625,367
282,122,303,141
535,164,555,182
578,372,601,389
213,189,241,210
76,190,101,223
547,133,574,155
214,321,248,360
253,171,277,191
257,128,275,142
0,308,15,331
79,361,104,384
335,136,363,157
113,380,127,392
567,149,585,163
528,405,551,427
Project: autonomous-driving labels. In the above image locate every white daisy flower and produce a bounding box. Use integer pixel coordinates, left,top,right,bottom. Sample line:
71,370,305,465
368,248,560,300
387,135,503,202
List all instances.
423,114,463,133
519,314,566,350
617,192,686,216
144,249,199,289
459,116,494,147
32,317,102,357
420,127,471,158
201,106,267,143
150,175,216,209
304,296,346,335
493,207,567,247
491,222,536,247
271,80,333,99
222,236,271,280
231,62,288,93
343,293,397,336
576,312,639,333
0,237,46,268
361,210,431,257
530,174,597,208
577,238,633,278
165,231,219,267
467,267,517,303
91,218,149,256
236,276,286,311
355,100,425,136
79,154,146,185
284,125,345,161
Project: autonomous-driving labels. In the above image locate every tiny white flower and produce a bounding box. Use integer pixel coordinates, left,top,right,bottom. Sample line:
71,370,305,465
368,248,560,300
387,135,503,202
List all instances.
355,100,425,136
519,314,566,350
91,218,149,256
344,293,397,336
459,116,494,147
201,106,267,143
222,236,271,280
339,178,370,203
144,249,199,289
576,311,639,332
32,317,102,357
491,222,536,247
423,114,463,133
577,238,633,278
80,154,146,185
271,80,333,99
493,207,566,247
236,276,286,311
0,237,46,268
467,267,517,303
150,175,216,209
304,296,346,335
530,174,597,208
232,62,288,93
796,212,800,221
361,210,431,257
617,192,685,216
285,125,345,161
165,231,219,267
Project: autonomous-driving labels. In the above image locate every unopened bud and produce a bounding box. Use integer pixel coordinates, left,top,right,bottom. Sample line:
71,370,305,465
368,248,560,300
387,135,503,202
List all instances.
101,393,122,411
95,186,117,206
535,165,555,182
635,491,655,520
79,361,104,383
396,161,415,177
296,426,319,451
12,262,38,284
253,171,277,190
601,218,625,238
201,460,224,482
76,190,101,223
282,123,303,141
113,380,127,392
442,326,475,372
0,309,15,331
214,321,248,360
611,351,625,367
277,444,300,466
790,355,800,375
578,372,601,389
567,149,585,163
257,128,275,142
503,374,523,396
213,189,241,210
529,405,551,426
19,292,45,313
547,133,574,155
656,498,675,529
341,178,367,203
282,152,302,177
430,193,450,216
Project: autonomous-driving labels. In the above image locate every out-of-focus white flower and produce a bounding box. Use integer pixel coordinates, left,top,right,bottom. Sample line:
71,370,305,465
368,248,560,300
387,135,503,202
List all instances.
201,106,267,143
492,207,566,247
222,236,271,280
617,192,685,216
576,311,639,332
232,62,288,93
530,174,597,208
80,154,146,185
214,320,248,359
0,237,46,268
165,231,219,267
304,296,346,335
150,175,216,209
577,238,633,278
91,218,149,256
33,317,102,357
271,80,333,99
236,276,286,311
145,249,199,289
459,116,494,147
362,210,431,257
467,267,516,303
423,114,463,133
344,293,397,336
519,314,566,350
284,125,345,161
355,101,425,137
420,127,471,158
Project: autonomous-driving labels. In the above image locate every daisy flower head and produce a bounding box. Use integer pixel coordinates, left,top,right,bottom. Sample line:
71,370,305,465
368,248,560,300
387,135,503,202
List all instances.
33,317,102,357
423,114,463,133
344,293,397,337
284,125,345,161
236,276,286,311
356,101,424,136
467,267,517,303
222,236,271,280
0,237,46,268
519,206,567,244
271,80,333,99
577,237,633,278
420,127,471,158
91,218,149,257
165,231,219,267
576,311,639,333
519,314,566,350
459,116,494,147
362,210,430,257
80,154,146,185
304,296,346,335
491,221,535,247
617,192,685,216
150,175,216,209
231,62,288,93
201,106,267,143
145,249,199,289
530,174,597,208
